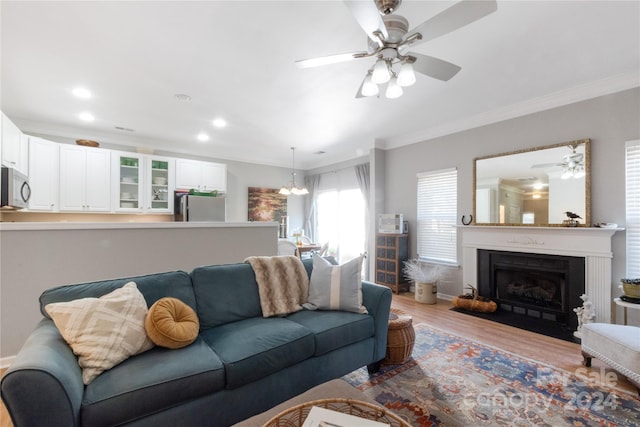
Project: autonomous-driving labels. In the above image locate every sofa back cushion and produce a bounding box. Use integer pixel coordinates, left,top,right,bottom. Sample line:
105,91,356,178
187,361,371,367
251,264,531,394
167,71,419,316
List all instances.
39,271,195,318
191,258,331,329
191,263,263,329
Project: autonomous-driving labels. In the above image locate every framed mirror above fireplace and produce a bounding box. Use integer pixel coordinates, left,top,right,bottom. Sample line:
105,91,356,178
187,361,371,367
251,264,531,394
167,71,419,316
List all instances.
473,139,590,226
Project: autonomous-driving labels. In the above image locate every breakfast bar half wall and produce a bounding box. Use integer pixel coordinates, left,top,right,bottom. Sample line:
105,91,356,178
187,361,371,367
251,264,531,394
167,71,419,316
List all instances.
0,221,278,362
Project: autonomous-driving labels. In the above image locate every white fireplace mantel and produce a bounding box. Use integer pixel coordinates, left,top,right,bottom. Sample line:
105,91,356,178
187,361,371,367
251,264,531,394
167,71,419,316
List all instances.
461,226,623,324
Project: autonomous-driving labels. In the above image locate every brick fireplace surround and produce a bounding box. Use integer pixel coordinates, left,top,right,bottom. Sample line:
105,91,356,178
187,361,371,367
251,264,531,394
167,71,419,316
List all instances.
461,226,622,325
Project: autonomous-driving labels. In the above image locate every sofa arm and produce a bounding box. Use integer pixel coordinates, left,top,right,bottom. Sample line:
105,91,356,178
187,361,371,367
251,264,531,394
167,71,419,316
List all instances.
1,319,83,427
361,281,392,363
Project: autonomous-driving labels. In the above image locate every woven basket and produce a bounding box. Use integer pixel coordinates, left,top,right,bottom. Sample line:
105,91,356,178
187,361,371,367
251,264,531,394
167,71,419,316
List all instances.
264,398,411,427
383,308,415,364
452,285,497,313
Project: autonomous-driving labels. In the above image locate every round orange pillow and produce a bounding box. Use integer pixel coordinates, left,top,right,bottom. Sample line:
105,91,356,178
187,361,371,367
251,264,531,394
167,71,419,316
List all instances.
145,298,199,349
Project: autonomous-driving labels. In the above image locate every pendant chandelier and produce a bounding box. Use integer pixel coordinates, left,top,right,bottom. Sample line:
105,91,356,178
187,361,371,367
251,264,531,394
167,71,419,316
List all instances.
279,147,308,196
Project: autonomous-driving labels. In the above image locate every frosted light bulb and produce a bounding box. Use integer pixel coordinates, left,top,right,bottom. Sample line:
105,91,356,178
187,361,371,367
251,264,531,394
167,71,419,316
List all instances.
362,73,379,97
385,77,403,99
397,62,416,87
372,58,391,84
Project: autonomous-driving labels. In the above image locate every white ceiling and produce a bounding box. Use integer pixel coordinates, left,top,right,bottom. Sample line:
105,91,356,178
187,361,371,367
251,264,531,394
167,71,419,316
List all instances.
1,1,638,170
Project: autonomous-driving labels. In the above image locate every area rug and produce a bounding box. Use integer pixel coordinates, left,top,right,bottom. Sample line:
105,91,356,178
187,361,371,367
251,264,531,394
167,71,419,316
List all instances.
343,323,640,426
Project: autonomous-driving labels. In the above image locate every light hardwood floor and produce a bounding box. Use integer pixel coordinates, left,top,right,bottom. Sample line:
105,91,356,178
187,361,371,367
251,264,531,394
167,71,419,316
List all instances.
0,293,635,427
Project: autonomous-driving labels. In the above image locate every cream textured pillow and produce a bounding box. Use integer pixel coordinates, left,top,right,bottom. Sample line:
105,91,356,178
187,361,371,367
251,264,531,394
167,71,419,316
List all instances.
145,297,199,349
304,254,368,314
45,282,154,385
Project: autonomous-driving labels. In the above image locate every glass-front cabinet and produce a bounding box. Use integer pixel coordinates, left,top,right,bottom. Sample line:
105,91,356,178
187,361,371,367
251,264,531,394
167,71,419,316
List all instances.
112,152,174,213
114,153,143,211
147,157,173,212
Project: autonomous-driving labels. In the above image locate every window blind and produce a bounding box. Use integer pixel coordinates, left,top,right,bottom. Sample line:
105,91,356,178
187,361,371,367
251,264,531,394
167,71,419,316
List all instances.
417,168,457,264
626,140,640,277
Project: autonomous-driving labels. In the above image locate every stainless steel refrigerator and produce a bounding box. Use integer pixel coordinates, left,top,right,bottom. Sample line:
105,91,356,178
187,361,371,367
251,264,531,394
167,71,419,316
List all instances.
175,194,226,222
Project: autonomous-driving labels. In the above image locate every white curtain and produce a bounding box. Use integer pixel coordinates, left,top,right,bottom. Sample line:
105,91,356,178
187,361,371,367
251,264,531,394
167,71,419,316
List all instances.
354,163,370,279
303,174,321,241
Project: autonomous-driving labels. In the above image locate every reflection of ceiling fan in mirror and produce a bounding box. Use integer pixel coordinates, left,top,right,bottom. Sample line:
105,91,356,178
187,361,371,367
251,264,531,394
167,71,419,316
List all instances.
531,144,585,179
295,0,498,99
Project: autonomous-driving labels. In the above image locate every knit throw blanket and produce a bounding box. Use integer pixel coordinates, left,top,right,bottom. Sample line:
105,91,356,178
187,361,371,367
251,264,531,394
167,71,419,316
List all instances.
244,255,310,317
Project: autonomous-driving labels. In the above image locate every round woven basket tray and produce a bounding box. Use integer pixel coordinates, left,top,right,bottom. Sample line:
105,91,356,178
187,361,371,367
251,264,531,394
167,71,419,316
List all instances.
263,398,411,427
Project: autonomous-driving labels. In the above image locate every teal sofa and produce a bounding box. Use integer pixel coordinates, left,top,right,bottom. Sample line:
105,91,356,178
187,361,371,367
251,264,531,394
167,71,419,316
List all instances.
0,258,392,427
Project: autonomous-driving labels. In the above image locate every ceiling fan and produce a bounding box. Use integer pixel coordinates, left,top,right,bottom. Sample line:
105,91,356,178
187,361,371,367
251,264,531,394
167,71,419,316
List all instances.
531,144,586,179
295,0,498,99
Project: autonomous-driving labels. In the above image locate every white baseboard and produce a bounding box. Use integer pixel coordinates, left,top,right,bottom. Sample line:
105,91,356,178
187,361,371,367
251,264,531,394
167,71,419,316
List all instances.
1,355,16,370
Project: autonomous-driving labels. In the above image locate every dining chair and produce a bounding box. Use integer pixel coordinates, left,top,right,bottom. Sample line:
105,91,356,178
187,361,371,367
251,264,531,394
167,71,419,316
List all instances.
278,239,299,257
300,235,312,245
318,241,329,256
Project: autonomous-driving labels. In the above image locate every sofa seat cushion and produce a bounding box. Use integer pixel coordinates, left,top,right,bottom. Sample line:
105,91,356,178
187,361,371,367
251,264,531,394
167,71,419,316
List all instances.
286,310,374,356
81,337,224,427
200,317,315,389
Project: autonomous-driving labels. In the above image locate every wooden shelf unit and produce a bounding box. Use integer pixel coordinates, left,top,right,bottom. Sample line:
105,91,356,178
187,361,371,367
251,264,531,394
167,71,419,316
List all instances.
375,233,409,294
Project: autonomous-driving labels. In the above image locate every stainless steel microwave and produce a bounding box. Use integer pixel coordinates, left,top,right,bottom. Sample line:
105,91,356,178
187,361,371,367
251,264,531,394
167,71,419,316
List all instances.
1,166,31,209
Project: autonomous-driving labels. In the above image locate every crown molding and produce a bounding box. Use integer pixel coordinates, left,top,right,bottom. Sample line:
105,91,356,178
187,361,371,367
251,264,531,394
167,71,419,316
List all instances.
382,71,640,150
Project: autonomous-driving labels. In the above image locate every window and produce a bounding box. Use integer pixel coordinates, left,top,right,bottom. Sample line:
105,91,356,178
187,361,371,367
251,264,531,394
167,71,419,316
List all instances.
417,168,458,264
316,169,366,264
626,140,640,277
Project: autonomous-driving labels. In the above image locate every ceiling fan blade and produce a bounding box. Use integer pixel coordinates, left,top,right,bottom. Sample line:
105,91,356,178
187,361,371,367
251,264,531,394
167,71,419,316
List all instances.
404,0,497,48
344,0,388,43
355,75,367,98
295,51,369,69
531,162,563,169
410,53,461,81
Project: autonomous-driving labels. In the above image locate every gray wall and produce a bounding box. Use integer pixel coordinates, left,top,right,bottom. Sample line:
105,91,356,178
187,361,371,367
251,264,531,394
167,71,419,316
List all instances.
383,88,639,304
0,223,278,360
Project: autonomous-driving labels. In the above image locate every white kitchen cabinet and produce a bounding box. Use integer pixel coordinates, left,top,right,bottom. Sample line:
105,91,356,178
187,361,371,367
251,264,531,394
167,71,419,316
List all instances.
146,156,174,213
28,137,59,211
60,144,111,212
112,152,174,213
201,162,227,192
175,159,226,193
1,112,29,175
112,152,143,211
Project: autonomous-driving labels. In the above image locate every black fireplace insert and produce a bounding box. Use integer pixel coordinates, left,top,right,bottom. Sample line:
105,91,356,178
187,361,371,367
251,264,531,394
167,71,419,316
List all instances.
477,249,585,338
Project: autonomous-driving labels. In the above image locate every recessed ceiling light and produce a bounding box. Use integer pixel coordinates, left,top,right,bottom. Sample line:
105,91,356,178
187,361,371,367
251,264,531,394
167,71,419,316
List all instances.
197,133,209,142
72,87,91,99
212,118,227,128
79,112,95,122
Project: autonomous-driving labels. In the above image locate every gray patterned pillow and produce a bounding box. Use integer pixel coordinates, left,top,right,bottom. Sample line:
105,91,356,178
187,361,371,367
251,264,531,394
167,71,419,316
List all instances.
304,254,368,314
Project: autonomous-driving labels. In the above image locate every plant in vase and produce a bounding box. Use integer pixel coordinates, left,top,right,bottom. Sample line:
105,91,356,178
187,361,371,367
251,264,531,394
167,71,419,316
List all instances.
403,258,443,304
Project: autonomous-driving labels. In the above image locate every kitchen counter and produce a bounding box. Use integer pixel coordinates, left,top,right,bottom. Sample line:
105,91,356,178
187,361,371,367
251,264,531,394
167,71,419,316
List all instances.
0,221,276,231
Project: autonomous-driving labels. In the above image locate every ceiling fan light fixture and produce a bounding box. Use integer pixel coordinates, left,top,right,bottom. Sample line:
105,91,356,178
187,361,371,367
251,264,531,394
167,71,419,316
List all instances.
372,58,391,84
397,61,416,87
362,72,379,97
385,76,403,99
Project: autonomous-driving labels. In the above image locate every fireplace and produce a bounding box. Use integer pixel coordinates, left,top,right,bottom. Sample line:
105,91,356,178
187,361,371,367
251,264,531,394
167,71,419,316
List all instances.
478,250,584,335
461,226,621,337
